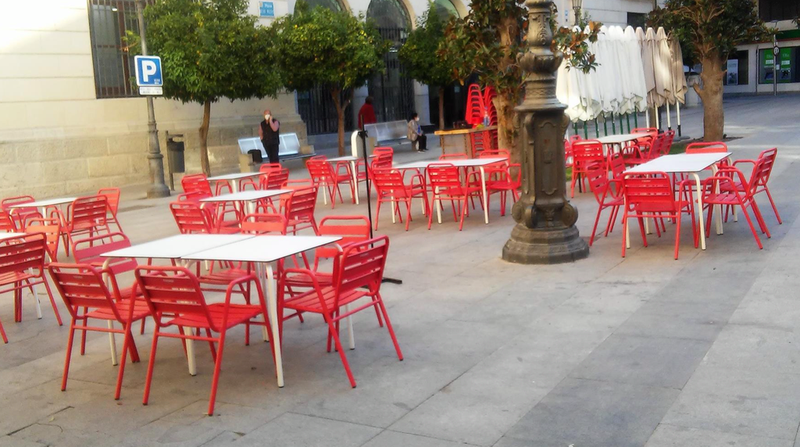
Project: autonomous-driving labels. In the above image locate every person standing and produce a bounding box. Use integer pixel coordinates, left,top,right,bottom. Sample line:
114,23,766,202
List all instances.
407,112,427,152
357,96,377,130
259,109,280,164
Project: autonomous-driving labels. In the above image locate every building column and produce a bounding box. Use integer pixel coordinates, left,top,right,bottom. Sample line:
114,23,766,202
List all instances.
414,81,431,125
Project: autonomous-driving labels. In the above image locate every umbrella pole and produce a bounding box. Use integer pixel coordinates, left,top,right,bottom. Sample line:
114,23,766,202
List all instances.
666,102,672,130
654,106,660,130
645,109,649,128
676,101,682,137
634,112,638,128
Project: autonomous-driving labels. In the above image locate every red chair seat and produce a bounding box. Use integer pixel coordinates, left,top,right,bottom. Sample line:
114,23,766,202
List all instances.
86,299,151,323
199,268,249,285
165,303,263,330
284,286,369,313
284,271,333,288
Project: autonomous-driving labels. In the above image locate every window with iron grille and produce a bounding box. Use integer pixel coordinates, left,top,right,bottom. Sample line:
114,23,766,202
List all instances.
759,0,800,22
87,0,151,98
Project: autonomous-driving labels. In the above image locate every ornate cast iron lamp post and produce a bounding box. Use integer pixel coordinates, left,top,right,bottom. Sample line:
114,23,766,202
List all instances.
502,0,589,264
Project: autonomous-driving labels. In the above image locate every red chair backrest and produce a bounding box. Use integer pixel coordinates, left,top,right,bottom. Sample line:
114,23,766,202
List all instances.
622,172,678,212
283,179,315,190
685,142,728,154
262,168,290,190
427,163,465,194
25,218,60,263
316,216,370,260
0,208,17,232
659,130,675,156
135,266,218,331
372,168,411,198
572,140,605,166
284,187,318,224
69,196,110,231
0,234,47,278
307,159,334,182
259,163,283,173
478,149,510,159
181,174,213,195
49,263,125,321
370,154,393,172
607,152,626,179
373,147,394,160
170,202,214,234
2,196,39,229
332,236,389,300
72,232,136,275
241,213,287,235
98,188,121,214
632,128,658,134
586,166,611,205
569,135,583,144
751,148,778,189
470,131,490,155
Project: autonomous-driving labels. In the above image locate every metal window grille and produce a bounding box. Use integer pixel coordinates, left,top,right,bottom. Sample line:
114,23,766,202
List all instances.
87,0,150,98
758,0,800,22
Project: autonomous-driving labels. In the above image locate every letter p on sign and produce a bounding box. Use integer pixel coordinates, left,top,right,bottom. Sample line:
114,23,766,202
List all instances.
135,56,163,86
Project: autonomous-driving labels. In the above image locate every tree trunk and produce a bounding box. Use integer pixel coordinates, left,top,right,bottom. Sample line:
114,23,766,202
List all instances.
698,54,725,141
330,88,349,156
198,100,211,175
438,87,445,130
495,95,517,162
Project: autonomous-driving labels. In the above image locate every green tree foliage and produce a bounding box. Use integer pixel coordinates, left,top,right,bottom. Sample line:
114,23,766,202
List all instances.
128,0,282,175
439,1,599,160
273,2,386,155
648,0,770,141
398,2,455,130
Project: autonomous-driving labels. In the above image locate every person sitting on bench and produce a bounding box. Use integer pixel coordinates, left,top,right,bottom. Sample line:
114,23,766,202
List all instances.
407,112,427,152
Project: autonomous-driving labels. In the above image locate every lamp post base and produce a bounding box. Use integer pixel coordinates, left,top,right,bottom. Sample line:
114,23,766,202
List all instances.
502,224,589,264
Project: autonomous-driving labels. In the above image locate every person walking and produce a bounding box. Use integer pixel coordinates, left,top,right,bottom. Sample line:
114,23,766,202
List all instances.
407,112,427,152
259,109,280,164
358,96,377,130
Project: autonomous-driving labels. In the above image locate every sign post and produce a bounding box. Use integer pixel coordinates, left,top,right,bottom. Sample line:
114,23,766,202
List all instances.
134,0,169,198
773,37,779,96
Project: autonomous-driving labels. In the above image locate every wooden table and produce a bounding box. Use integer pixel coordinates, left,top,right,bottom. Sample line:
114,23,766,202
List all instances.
434,126,497,157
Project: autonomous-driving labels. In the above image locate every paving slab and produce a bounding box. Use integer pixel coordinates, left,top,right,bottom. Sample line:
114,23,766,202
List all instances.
229,413,381,447
644,424,793,447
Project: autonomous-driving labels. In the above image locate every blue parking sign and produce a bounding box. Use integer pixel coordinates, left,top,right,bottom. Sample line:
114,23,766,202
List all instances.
259,1,274,17
134,56,163,86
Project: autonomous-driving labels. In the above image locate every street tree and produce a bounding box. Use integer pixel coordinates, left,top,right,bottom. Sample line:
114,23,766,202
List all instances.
130,0,282,175
273,2,386,155
439,1,599,161
398,2,455,130
649,0,770,141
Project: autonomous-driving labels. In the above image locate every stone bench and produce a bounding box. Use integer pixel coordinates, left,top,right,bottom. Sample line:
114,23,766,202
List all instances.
237,134,315,171
364,121,408,145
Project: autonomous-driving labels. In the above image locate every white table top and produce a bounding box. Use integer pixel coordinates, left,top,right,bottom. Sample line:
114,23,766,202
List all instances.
596,134,642,144
182,235,342,263
625,153,731,175
0,232,27,240
7,197,77,208
327,156,359,162
394,157,507,170
101,234,255,259
207,172,261,181
200,190,291,203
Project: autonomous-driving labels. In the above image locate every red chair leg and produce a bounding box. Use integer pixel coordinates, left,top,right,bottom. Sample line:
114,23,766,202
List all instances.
325,313,356,388
589,205,604,246
142,332,160,405
764,188,782,224
41,278,62,326
739,206,764,249
207,331,226,415
375,294,403,361
621,214,628,258
114,325,134,400
674,211,682,260
0,316,6,343
61,323,76,391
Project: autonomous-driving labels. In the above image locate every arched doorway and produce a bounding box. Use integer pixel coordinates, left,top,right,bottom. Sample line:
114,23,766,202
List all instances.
366,0,415,123
294,0,354,135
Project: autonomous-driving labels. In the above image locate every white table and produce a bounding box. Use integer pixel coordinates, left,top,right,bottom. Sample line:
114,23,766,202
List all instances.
596,133,642,145
8,197,77,224
182,235,342,388
327,156,361,205
101,234,256,373
0,232,26,240
200,190,291,215
394,158,507,225
207,172,261,193
625,152,731,250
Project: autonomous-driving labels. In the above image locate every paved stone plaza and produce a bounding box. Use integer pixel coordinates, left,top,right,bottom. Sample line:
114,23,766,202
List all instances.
1,95,798,447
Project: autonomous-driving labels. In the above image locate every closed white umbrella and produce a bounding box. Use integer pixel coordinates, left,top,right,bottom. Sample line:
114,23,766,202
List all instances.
625,26,648,114
668,33,688,135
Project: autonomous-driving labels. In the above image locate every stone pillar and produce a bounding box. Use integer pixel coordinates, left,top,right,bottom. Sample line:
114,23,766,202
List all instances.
502,0,589,264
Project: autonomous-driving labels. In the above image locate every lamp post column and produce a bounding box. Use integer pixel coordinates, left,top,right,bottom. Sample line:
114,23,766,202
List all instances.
502,0,589,264
136,0,170,198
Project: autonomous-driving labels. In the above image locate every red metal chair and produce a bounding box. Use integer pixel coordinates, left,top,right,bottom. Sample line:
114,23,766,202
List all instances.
241,213,288,235
170,201,239,234
284,187,319,235
25,218,61,264
278,236,402,388
427,163,482,231
373,168,428,231
98,188,123,232
306,156,355,209
700,166,769,250
607,152,627,179
240,164,284,191
2,196,42,230
0,208,17,233
0,234,62,342
620,172,696,260
469,131,490,158
565,139,574,170
48,263,150,399
570,140,606,197
182,173,232,196
731,148,782,225
685,142,728,154
586,166,624,246
135,265,274,415
486,163,521,217
64,195,112,255
373,147,394,161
